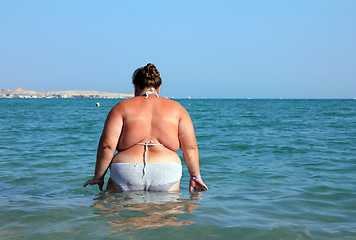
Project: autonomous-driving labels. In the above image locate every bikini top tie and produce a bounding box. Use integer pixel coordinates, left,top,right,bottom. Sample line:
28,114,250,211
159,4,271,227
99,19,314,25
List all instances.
139,88,159,98
136,140,164,176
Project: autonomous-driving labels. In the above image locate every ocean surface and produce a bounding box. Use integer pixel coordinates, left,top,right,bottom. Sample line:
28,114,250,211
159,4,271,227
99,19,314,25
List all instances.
0,98,355,240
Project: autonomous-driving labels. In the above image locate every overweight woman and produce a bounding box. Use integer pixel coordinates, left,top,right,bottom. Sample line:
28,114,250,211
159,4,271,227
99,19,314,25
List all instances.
84,63,208,192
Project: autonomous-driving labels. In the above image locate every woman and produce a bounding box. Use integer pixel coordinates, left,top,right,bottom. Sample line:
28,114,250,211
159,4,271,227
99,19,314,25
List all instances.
83,63,208,192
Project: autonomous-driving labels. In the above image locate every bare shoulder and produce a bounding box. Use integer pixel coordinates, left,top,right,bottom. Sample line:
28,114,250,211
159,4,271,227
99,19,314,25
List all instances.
160,97,188,114
114,97,135,107
160,97,182,106
111,97,135,112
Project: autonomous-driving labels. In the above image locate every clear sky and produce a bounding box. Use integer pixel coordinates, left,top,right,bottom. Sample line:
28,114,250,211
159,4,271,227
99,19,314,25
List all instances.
1,0,355,98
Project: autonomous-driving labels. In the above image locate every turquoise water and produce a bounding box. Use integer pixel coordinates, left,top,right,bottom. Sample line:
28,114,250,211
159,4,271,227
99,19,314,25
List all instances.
0,98,355,239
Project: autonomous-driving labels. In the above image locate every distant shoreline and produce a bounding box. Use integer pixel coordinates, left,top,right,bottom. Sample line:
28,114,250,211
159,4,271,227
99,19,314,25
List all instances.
1,88,354,100
0,88,134,99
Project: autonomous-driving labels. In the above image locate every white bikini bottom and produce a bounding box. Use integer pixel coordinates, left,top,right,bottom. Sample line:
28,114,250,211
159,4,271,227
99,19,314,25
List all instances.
110,162,182,191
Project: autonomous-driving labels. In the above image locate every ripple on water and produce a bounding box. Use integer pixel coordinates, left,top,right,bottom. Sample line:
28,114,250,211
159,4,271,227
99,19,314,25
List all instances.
1,99,356,239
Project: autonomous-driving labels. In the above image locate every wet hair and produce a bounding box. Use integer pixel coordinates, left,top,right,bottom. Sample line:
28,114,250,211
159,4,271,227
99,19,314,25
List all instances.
132,63,162,89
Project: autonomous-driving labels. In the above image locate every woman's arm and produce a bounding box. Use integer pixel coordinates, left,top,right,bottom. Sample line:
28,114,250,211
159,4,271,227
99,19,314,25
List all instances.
178,108,208,192
83,107,123,190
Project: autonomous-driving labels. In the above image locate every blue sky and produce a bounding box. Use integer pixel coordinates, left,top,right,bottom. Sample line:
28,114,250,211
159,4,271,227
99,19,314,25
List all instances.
1,0,355,98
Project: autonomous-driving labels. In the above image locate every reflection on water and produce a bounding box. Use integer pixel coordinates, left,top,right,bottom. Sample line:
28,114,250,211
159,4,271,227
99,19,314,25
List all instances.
91,191,202,233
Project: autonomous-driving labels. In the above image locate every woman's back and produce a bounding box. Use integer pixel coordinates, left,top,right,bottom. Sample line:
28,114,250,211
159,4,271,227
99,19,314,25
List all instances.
108,92,184,191
110,93,185,165
116,94,183,152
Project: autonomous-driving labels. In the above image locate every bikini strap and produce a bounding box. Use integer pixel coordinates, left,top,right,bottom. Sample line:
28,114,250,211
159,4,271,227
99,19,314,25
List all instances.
139,88,159,98
136,140,164,176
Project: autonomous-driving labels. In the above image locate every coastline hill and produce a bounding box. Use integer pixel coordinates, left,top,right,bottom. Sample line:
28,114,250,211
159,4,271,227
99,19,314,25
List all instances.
0,88,134,99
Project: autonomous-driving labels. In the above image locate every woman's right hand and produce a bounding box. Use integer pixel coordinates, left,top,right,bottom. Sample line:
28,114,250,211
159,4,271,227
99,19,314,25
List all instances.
83,177,104,191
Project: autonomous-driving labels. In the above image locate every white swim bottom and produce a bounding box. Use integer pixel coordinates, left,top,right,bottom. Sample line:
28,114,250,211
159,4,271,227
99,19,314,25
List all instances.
110,162,182,191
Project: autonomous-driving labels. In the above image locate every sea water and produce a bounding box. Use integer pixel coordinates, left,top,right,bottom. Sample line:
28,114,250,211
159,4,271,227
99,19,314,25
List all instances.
0,98,355,239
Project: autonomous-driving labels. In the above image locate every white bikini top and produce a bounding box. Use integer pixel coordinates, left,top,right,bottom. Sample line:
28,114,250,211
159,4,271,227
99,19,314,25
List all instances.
139,88,159,98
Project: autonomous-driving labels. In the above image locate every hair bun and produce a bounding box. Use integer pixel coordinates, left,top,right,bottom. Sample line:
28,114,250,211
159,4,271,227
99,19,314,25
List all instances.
132,63,162,89
144,63,160,79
